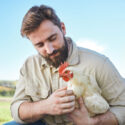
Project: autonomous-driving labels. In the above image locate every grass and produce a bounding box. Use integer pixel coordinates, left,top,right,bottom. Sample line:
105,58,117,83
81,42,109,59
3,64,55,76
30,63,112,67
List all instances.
0,98,13,125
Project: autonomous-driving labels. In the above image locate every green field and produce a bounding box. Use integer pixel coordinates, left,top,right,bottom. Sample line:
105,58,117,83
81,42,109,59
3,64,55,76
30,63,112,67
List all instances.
0,99,13,125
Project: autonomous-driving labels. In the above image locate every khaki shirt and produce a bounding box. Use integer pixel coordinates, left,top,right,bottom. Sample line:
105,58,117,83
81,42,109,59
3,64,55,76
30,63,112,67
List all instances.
11,38,125,125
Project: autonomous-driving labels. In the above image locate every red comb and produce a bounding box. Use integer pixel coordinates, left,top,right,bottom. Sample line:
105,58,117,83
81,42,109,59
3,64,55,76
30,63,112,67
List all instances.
58,62,69,74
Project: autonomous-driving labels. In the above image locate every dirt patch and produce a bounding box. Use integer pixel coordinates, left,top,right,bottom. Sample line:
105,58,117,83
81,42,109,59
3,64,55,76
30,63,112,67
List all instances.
0,97,12,102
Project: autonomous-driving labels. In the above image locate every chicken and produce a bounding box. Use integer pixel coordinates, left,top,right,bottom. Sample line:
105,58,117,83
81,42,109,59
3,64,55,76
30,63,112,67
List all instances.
58,62,109,116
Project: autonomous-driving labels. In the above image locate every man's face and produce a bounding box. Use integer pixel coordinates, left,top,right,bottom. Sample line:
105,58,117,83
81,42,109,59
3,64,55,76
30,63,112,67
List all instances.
28,20,68,68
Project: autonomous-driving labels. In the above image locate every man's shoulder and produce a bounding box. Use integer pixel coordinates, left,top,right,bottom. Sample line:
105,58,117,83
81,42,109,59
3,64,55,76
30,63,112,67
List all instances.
77,47,107,66
78,47,107,60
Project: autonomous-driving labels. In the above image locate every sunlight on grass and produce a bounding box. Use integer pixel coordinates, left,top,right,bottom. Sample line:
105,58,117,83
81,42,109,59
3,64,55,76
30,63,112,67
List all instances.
0,101,12,125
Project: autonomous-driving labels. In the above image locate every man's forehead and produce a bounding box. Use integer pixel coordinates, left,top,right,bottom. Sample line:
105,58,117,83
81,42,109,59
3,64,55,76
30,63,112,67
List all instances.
30,31,57,44
28,24,58,44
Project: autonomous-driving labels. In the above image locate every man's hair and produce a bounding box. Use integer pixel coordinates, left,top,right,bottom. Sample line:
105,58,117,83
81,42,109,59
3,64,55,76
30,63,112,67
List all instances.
21,5,61,37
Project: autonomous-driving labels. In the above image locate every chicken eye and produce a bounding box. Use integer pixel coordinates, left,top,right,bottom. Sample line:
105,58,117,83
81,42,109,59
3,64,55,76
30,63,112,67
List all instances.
65,70,68,73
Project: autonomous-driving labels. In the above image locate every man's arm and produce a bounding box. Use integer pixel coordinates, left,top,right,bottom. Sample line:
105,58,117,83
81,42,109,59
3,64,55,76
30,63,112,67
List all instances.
19,87,75,123
69,97,118,125
93,111,118,125
96,58,125,125
18,100,46,123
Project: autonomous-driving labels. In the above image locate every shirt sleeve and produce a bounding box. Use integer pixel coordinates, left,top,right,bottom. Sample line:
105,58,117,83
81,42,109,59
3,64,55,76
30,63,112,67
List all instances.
10,64,31,124
96,57,125,125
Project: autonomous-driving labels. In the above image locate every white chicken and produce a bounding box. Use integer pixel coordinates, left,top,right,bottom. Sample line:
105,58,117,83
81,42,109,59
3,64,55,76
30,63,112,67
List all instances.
58,62,109,116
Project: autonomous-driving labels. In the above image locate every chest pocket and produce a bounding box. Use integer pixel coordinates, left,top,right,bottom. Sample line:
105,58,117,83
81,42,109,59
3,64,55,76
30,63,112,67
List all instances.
25,81,49,102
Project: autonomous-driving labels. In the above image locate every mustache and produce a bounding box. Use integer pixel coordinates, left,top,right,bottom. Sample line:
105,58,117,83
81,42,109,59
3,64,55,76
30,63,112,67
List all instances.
48,49,59,57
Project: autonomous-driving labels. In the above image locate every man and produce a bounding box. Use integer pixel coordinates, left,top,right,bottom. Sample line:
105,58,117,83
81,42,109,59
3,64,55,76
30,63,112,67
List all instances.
9,5,125,125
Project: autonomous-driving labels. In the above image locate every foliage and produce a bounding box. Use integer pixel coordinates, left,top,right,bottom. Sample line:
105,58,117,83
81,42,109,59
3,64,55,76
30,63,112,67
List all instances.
0,86,15,97
0,80,17,85
0,80,16,88
0,80,16,97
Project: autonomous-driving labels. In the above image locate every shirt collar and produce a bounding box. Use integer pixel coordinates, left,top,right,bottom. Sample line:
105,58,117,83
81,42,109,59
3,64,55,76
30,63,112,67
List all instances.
66,37,80,66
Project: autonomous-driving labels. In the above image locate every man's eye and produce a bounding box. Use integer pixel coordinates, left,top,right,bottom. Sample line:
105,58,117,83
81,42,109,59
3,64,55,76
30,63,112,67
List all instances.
50,36,56,41
37,43,44,47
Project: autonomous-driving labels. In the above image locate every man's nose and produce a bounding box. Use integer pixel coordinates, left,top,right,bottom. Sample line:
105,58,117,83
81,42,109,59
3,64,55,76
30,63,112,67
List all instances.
45,42,54,54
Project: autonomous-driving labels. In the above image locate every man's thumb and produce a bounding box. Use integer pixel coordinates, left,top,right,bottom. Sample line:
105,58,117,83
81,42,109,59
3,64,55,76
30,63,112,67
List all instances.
78,97,84,109
78,97,88,114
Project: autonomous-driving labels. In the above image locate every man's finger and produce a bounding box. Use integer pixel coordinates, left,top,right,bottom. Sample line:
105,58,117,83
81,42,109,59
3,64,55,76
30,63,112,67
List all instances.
78,97,84,108
78,97,87,110
56,86,67,92
62,106,75,114
60,101,75,109
60,95,75,103
57,90,74,97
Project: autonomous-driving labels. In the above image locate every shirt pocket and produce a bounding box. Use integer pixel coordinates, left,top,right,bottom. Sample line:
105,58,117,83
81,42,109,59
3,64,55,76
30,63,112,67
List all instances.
25,84,49,102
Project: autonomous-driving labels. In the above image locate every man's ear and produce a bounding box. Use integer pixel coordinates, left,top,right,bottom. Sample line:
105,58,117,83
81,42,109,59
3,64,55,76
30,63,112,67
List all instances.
61,22,66,35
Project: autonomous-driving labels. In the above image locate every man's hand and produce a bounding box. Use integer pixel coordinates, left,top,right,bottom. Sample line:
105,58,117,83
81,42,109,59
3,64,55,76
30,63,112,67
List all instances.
68,97,118,125
18,87,75,122
45,87,75,115
68,97,93,125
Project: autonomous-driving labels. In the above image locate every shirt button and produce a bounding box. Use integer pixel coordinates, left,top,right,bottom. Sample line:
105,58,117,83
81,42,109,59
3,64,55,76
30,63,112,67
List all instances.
36,92,40,96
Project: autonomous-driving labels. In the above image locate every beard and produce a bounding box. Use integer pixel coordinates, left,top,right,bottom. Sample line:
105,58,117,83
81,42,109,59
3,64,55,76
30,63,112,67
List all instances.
42,37,68,68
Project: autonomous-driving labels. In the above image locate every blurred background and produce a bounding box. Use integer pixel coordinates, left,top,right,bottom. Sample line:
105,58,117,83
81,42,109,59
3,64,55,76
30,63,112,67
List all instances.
0,0,125,124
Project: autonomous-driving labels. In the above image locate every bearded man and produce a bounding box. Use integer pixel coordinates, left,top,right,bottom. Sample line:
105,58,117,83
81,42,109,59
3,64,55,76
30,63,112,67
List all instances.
6,5,125,125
